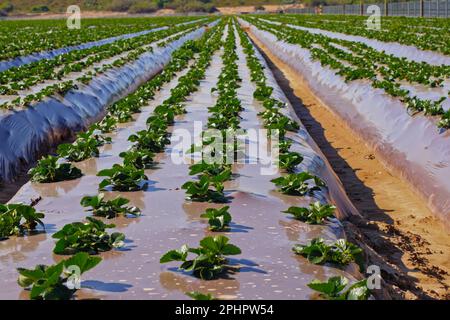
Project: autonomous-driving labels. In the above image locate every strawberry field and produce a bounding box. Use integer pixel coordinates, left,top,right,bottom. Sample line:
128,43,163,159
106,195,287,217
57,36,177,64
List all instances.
0,13,448,302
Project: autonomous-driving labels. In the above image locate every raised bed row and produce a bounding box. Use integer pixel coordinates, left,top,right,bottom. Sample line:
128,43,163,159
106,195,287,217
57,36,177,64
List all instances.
239,18,450,229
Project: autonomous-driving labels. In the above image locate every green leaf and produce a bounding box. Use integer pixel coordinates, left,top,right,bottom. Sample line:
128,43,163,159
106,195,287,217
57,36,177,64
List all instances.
222,244,241,255
186,291,215,300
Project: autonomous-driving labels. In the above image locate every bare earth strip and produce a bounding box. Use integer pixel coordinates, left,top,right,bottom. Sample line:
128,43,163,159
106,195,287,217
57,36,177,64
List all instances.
246,29,450,300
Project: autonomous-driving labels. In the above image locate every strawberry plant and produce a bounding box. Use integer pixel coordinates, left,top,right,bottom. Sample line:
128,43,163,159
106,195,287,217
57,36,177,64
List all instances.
189,161,232,180
308,276,370,300
261,110,299,132
182,175,227,203
119,149,155,170
52,217,125,255
17,252,101,300
146,115,170,133
28,155,82,183
80,193,141,219
279,152,304,172
292,238,363,266
91,116,117,133
153,103,176,124
98,164,148,191
254,84,273,101
266,116,300,138
111,108,133,123
200,206,232,231
186,291,216,300
279,139,293,154
128,129,170,153
0,204,45,239
438,110,450,129
57,129,110,162
271,172,326,195
283,201,335,224
160,235,241,280
188,134,240,163
166,102,187,115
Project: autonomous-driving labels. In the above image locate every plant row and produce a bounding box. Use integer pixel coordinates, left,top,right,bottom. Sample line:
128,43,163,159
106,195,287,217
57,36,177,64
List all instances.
236,20,370,300
0,16,207,61
260,14,450,55
245,17,450,129
162,20,243,284
0,22,206,92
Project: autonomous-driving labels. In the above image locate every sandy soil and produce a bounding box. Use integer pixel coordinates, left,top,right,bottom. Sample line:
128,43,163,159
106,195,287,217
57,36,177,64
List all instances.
4,9,178,20
6,6,299,20
246,29,450,300
217,4,302,14
5,11,129,20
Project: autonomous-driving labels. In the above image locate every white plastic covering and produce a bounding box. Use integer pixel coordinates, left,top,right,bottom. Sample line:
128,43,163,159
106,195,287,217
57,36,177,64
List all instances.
240,18,450,228
0,23,217,183
259,18,450,66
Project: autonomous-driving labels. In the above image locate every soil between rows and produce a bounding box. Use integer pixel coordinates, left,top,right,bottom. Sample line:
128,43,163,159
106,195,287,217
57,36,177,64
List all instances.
245,30,450,300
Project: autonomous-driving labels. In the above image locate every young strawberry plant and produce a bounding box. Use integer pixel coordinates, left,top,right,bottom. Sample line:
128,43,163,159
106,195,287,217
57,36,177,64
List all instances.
188,134,240,164
254,84,273,101
262,111,299,133
308,276,370,300
271,172,326,195
279,151,304,172
182,175,227,203
98,164,148,191
0,204,45,239
128,129,170,153
279,139,293,154
57,129,110,162
438,110,450,129
200,206,232,231
146,115,170,133
160,235,241,280
111,107,133,123
52,217,125,255
80,193,141,219
91,116,117,133
28,155,83,183
153,103,176,124
266,116,300,138
186,291,216,300
17,252,102,300
119,149,155,170
283,201,336,224
292,238,363,266
189,161,232,180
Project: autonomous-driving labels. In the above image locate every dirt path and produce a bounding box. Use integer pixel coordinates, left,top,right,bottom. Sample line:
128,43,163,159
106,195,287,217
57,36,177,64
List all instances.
246,30,450,300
